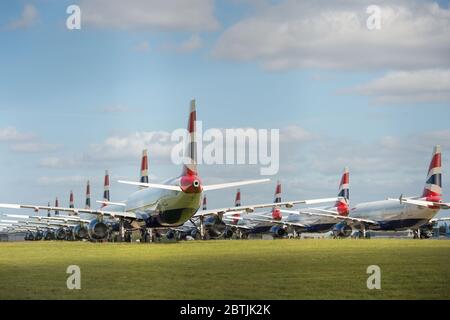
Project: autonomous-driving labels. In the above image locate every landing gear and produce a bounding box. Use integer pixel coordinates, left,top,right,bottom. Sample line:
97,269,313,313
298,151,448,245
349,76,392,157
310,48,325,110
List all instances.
413,229,421,239
358,225,371,239
199,216,206,240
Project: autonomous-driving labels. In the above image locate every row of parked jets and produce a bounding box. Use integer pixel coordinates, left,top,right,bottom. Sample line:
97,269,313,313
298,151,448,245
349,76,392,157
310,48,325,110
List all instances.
1,100,449,241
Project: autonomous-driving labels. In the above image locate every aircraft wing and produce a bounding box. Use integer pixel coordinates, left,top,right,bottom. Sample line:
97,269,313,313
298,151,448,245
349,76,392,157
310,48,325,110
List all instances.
430,217,450,223
387,196,450,210
293,209,378,225
225,215,307,228
0,203,136,219
193,197,339,217
118,178,270,192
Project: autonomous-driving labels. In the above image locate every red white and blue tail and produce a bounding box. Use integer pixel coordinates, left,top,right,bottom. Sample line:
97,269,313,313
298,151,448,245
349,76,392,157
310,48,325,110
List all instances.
102,170,110,207
272,181,282,220
274,181,281,203
202,195,207,210
335,167,349,216
140,149,149,189
54,197,59,215
422,145,442,202
69,191,74,208
182,99,198,177
235,189,241,207
85,180,91,209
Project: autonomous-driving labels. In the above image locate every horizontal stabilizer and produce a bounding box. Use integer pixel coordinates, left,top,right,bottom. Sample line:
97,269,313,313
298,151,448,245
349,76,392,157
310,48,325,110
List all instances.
96,200,127,207
118,180,182,191
202,179,270,191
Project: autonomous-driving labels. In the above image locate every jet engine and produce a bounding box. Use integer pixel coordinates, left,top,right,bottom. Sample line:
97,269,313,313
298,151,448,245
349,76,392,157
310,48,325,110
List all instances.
55,227,67,240
34,230,44,241
25,231,35,241
332,222,352,238
204,215,226,238
87,219,109,240
166,230,176,240
270,225,287,238
43,230,55,240
73,225,89,240
223,227,234,239
190,229,201,240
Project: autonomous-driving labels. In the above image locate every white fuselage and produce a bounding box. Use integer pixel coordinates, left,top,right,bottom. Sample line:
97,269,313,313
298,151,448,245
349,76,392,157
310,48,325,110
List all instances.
102,177,202,227
349,200,438,231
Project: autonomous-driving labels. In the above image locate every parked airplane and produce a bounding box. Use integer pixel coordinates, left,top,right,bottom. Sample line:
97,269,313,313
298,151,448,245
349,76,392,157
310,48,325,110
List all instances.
228,168,351,238
1,100,334,241
296,145,450,238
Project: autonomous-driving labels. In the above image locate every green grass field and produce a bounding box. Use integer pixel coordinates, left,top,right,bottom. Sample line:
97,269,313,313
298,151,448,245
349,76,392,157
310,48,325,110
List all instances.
0,239,449,300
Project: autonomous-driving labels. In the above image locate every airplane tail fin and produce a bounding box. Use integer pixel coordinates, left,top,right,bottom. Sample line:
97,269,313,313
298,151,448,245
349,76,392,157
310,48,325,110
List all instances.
55,197,59,215
422,145,442,202
102,170,110,207
182,99,198,177
335,167,349,216
272,181,282,220
235,189,241,207
69,191,74,208
140,149,149,189
85,180,91,209
202,195,207,210
274,180,281,203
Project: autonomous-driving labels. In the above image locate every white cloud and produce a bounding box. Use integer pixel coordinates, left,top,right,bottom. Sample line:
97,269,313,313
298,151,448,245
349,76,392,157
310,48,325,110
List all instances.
81,0,219,31
0,127,60,154
37,176,88,187
280,125,317,143
344,69,450,104
178,34,203,52
39,131,176,169
8,4,38,29
0,127,34,142
10,143,61,153
213,0,450,71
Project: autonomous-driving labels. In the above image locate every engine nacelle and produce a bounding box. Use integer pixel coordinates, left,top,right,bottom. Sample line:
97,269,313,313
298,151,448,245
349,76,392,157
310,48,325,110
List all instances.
65,228,75,241
166,230,176,240
270,226,287,238
34,230,43,241
55,227,67,240
25,231,35,241
190,229,201,240
332,223,352,238
223,227,234,239
73,225,89,239
43,230,55,240
87,219,109,240
204,216,226,238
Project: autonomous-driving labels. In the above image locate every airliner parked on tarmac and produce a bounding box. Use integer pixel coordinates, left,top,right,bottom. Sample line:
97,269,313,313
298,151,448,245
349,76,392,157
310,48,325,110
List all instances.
296,146,450,238
224,169,352,239
0,100,336,241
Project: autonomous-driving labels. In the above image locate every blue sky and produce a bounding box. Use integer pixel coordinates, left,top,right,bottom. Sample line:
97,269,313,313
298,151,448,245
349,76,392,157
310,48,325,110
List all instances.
0,0,449,217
